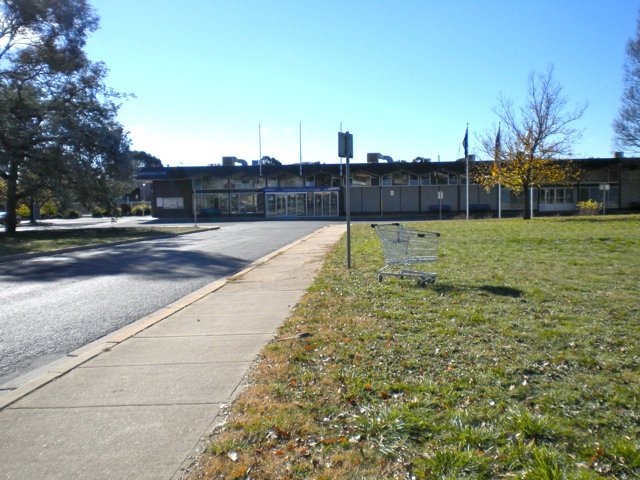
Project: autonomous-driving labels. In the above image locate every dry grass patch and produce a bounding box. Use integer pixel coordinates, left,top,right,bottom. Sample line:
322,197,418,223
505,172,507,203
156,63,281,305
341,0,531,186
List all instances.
191,216,639,479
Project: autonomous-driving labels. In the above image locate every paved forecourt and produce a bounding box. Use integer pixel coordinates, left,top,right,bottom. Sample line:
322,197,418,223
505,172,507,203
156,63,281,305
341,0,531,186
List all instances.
0,224,345,480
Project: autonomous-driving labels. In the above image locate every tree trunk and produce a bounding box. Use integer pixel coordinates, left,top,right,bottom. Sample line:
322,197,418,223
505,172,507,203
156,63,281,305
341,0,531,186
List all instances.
5,160,19,234
29,199,36,224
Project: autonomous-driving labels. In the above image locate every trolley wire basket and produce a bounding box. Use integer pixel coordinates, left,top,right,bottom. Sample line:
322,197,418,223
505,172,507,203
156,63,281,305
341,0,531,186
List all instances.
371,223,440,286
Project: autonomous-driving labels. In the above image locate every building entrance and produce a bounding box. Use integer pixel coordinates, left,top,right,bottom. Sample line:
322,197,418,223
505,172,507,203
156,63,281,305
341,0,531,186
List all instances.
265,189,339,217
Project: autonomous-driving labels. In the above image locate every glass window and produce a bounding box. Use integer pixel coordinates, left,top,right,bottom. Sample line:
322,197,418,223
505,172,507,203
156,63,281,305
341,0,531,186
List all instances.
541,188,577,204
156,197,184,209
382,175,392,186
579,185,618,204
392,172,409,185
202,177,226,189
430,172,448,185
305,176,315,187
234,176,260,190
370,175,380,186
315,173,332,187
352,173,370,186
255,177,266,189
280,175,302,187
421,174,431,185
196,193,228,213
409,174,419,186
230,193,261,214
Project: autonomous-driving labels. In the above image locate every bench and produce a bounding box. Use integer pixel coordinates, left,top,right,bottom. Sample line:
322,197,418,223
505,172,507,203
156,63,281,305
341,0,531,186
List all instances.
199,208,221,216
469,204,491,211
427,204,451,212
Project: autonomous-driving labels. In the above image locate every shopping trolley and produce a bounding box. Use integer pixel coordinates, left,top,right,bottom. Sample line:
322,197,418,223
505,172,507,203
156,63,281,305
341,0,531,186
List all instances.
371,223,440,286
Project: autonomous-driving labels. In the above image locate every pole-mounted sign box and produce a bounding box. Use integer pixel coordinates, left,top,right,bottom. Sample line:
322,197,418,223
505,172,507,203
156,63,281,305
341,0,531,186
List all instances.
338,131,353,158
339,130,353,269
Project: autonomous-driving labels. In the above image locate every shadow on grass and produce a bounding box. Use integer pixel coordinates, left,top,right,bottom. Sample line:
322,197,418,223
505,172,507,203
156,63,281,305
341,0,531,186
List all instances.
432,283,524,298
478,285,523,297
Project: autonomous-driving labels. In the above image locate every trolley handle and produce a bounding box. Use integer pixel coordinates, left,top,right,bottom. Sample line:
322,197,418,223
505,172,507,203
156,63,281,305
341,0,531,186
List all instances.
370,223,401,228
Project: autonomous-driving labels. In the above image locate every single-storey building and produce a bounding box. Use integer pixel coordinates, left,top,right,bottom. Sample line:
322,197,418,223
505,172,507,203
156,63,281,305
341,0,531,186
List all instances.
136,156,640,219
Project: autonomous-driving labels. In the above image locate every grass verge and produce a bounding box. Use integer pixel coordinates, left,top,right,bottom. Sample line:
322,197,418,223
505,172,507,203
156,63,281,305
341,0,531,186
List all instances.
193,216,639,479
0,226,204,257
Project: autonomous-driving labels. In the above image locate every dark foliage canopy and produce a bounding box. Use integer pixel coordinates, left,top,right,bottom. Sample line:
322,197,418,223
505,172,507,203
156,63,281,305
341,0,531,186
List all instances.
0,0,131,233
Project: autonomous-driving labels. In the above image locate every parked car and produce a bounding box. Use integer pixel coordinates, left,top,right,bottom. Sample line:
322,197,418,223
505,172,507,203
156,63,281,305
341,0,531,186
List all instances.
0,211,21,224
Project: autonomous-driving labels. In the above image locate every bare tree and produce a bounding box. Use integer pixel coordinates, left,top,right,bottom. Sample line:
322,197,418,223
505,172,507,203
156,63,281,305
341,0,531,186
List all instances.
614,12,640,152
475,66,586,219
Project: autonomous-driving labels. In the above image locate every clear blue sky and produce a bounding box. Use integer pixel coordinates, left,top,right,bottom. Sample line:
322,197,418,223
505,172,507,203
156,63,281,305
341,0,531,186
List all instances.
85,0,639,166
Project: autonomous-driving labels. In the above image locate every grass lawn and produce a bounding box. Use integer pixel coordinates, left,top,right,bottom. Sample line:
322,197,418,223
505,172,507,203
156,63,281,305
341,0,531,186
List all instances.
193,216,639,479
0,226,204,257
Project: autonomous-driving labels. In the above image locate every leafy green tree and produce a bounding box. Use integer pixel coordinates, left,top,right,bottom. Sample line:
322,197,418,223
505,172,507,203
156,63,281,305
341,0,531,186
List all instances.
260,156,281,166
0,176,6,209
131,150,163,169
0,0,130,233
614,11,640,153
474,67,585,219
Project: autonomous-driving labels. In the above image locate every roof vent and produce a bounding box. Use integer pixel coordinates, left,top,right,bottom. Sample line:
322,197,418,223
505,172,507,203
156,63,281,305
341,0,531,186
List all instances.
367,152,394,163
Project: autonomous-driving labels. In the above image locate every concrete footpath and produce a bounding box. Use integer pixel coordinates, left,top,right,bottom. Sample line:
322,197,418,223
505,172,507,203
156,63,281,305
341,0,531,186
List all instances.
0,224,345,480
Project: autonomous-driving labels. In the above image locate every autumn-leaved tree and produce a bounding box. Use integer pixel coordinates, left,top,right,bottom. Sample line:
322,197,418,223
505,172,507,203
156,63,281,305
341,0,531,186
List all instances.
474,67,586,219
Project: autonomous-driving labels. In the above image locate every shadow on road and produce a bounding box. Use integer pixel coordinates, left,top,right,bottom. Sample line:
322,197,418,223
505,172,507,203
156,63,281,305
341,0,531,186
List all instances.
0,238,248,282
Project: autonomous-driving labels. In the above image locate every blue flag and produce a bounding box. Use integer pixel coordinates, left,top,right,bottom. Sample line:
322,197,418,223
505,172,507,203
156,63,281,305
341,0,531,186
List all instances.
462,126,469,158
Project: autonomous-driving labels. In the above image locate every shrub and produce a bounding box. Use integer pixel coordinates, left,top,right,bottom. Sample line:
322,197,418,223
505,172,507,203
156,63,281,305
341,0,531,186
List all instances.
40,201,59,218
120,203,132,216
131,205,149,216
576,199,601,215
65,210,80,219
16,204,31,218
91,207,107,217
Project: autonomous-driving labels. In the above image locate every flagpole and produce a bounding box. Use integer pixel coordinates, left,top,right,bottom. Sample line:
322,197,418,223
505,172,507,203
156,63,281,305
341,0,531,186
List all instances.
299,122,302,176
464,123,469,220
339,121,343,176
496,123,502,219
258,123,262,177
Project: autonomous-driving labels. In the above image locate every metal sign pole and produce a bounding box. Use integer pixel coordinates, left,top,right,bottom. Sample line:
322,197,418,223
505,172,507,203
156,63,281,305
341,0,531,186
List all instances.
346,152,351,269
192,180,198,227
339,131,353,269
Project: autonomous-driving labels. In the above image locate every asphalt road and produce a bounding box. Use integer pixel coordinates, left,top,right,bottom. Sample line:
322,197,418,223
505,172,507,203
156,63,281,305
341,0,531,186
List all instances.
0,220,332,388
